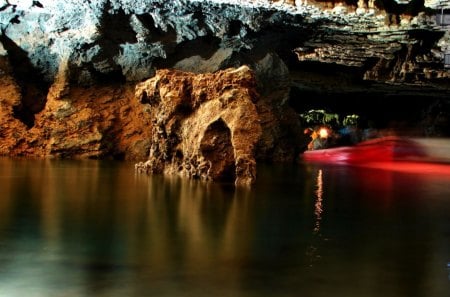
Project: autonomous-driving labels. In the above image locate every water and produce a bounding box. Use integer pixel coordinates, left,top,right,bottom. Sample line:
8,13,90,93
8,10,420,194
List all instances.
0,158,449,297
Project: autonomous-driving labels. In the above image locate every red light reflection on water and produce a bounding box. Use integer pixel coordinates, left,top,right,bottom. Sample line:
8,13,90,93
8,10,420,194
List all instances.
360,161,450,177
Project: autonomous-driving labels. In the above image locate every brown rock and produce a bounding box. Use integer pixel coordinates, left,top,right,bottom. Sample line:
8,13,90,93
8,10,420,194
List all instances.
1,58,303,185
0,60,152,160
33,84,153,160
135,66,262,186
0,57,28,155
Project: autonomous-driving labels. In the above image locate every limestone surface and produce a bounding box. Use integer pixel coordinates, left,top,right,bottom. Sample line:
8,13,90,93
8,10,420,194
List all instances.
135,66,262,186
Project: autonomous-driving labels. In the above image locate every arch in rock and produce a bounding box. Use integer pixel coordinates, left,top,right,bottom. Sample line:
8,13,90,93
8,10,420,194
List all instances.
200,118,235,182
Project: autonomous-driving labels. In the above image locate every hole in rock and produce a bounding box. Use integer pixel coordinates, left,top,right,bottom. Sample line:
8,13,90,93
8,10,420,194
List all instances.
200,118,236,182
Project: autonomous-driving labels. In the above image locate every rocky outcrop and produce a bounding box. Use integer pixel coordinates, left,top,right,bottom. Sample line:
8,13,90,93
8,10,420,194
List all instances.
252,53,305,161
134,66,262,186
0,67,153,159
1,59,301,184
0,55,28,155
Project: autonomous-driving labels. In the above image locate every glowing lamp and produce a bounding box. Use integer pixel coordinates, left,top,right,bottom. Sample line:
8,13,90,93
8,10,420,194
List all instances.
319,128,329,139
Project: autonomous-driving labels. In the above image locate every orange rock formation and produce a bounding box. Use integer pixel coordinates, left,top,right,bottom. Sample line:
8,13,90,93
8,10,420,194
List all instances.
135,66,262,186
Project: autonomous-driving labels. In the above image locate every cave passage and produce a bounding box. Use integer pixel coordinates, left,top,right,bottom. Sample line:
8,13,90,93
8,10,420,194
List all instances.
289,87,449,136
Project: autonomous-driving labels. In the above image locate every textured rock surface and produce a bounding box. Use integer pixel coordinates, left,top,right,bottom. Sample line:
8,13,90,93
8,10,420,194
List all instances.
134,66,262,186
0,74,153,159
1,0,448,86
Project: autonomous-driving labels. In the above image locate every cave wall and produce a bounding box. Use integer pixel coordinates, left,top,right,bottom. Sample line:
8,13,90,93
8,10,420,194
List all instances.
1,0,448,86
134,66,263,185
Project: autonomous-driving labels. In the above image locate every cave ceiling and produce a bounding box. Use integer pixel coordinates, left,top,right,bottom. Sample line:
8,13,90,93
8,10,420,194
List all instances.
0,0,449,97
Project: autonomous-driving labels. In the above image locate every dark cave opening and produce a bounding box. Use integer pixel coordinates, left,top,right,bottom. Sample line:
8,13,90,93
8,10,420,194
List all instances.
0,32,49,128
289,87,450,136
200,119,236,183
286,59,450,137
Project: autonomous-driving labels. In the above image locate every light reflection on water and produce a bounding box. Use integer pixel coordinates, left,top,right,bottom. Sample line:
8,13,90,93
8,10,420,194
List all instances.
0,158,449,297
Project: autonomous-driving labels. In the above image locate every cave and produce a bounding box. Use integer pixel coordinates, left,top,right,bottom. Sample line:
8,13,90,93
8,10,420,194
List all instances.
0,0,449,163
2,3,450,295
200,119,236,183
286,61,450,136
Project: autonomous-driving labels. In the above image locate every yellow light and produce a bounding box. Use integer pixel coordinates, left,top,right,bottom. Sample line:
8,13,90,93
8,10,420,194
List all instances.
319,128,328,139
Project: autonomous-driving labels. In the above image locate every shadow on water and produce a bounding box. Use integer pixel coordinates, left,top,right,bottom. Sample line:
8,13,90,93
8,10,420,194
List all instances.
0,158,448,297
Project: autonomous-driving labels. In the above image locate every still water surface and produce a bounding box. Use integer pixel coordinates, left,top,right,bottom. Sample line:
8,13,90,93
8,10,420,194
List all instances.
0,158,449,297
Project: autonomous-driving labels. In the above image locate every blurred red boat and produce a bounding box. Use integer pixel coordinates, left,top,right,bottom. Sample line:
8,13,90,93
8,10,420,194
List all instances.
302,136,428,164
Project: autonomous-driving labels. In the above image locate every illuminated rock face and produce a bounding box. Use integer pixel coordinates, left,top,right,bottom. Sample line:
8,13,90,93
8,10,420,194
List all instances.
132,62,303,185
0,58,300,184
135,66,262,185
0,64,153,159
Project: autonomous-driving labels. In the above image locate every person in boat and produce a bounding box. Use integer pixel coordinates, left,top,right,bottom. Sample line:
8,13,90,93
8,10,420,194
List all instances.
304,126,332,150
336,115,363,146
337,126,360,145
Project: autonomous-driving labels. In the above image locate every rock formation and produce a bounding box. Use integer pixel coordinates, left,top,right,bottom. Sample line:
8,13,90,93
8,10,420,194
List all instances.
135,66,262,185
0,56,153,159
0,87,154,159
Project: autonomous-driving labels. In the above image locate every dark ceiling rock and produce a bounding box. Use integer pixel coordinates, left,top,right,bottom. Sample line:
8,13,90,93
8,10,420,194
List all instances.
0,0,448,86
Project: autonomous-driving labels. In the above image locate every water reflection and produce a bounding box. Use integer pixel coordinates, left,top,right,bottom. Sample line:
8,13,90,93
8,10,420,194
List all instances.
306,169,325,267
0,159,449,297
313,169,323,234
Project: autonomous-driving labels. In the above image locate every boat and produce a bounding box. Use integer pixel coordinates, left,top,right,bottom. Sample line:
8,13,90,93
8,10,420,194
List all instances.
301,136,428,165
302,136,450,176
